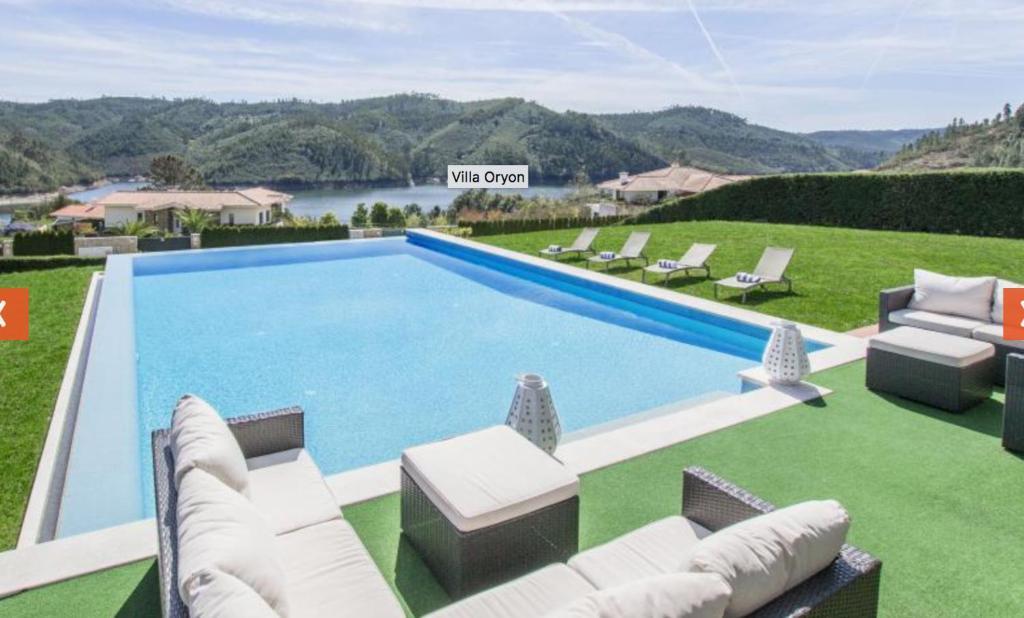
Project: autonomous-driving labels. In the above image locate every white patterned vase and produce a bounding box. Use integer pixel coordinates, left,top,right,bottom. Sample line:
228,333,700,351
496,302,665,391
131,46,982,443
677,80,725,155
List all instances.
762,320,811,385
505,373,562,454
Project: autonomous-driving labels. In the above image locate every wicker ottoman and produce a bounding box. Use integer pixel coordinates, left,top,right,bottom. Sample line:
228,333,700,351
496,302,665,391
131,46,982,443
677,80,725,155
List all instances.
400,426,580,599
867,326,994,412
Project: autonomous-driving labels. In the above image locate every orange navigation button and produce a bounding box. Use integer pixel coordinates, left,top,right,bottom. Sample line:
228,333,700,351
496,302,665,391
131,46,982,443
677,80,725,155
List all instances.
0,288,29,341
1003,288,1024,341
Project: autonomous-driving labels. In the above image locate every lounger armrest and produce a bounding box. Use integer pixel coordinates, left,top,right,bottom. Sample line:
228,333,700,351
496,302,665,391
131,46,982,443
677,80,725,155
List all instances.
681,466,775,531
681,467,882,618
227,406,304,458
150,406,304,618
878,285,914,331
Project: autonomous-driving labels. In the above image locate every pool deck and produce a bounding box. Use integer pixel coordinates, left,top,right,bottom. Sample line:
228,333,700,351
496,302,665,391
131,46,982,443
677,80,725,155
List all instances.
1,231,865,598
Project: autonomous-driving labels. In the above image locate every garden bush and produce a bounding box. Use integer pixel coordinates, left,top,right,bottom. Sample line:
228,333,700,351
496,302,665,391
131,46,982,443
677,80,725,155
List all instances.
631,170,1024,238
12,230,75,255
461,215,628,237
200,225,349,248
0,256,104,273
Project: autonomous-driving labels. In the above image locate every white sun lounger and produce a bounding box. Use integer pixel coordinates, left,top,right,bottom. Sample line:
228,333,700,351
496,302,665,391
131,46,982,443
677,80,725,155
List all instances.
586,231,651,270
539,228,599,260
714,246,794,303
642,243,717,285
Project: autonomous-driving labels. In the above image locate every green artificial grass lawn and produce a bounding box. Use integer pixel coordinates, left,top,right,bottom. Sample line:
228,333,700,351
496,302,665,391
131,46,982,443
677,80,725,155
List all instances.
0,266,98,550
480,220,1024,332
5,364,1023,617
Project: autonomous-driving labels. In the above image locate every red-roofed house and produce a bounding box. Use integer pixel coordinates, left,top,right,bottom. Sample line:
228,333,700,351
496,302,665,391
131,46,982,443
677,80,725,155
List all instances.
597,163,749,204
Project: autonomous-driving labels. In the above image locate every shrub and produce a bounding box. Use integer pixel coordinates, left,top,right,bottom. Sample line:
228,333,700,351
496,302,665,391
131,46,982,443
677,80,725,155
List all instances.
370,202,389,227
386,207,406,228
200,225,349,248
319,212,340,226
460,215,629,237
0,256,104,273
351,204,368,228
12,230,75,255
631,170,1024,238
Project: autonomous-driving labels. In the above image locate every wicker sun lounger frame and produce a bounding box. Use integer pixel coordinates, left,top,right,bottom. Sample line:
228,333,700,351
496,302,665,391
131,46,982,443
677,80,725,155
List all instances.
682,467,882,618
879,284,1011,385
152,406,305,618
400,467,579,599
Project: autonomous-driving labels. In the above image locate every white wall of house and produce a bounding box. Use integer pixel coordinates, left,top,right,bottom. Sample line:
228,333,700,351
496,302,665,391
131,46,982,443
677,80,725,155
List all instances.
623,190,661,204
104,205,136,227
219,207,259,226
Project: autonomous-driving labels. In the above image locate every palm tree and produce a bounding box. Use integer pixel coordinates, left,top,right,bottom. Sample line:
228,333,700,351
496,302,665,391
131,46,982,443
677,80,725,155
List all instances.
116,219,158,238
177,207,214,234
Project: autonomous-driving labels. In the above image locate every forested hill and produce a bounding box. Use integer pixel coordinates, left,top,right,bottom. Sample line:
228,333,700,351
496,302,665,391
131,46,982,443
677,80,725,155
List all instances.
1,95,890,194
880,102,1024,171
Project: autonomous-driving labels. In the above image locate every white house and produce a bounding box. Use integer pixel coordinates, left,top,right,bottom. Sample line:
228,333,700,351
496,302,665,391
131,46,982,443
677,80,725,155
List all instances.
597,163,749,204
95,187,293,232
585,202,619,218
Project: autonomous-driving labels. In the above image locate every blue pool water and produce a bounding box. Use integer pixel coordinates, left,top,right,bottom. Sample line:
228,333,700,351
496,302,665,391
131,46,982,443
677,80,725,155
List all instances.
58,234,824,537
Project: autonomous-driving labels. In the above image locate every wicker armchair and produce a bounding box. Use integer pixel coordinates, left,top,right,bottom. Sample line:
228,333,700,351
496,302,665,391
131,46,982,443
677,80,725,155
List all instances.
151,406,304,618
682,467,882,618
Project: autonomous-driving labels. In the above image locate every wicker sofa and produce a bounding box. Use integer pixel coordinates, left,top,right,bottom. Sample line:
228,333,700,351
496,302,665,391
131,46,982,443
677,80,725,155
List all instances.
880,282,1016,384
151,406,404,618
426,467,882,618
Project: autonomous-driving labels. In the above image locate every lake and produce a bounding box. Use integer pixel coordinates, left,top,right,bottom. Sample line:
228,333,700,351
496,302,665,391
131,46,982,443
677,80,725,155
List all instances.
67,183,575,223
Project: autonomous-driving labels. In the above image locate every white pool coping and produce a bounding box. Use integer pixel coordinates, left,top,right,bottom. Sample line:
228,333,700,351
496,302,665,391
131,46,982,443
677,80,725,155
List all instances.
0,230,866,598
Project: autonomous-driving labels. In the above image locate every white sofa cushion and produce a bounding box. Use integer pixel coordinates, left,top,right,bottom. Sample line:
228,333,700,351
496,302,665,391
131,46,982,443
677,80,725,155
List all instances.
991,279,1021,324
176,468,289,616
246,448,341,535
171,395,250,497
276,518,405,618
682,500,849,618
973,324,1024,350
887,309,986,338
870,326,994,368
544,572,731,618
185,568,278,618
401,426,579,532
568,516,712,589
908,269,996,321
423,564,596,618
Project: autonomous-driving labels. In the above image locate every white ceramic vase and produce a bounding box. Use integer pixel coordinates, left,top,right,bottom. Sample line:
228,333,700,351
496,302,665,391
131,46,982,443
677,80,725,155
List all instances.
505,373,562,454
762,320,811,385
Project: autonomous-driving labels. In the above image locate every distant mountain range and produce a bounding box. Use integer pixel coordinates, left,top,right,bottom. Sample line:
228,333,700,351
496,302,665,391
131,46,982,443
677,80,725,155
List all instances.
879,105,1024,170
0,95,927,195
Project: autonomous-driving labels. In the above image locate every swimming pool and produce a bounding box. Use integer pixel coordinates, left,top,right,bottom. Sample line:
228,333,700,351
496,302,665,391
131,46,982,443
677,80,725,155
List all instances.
55,232,827,538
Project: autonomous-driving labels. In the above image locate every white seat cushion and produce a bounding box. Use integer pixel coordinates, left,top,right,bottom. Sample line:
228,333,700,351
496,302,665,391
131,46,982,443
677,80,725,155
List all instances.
870,326,994,368
887,309,987,338
246,448,341,535
991,279,1021,324
401,426,579,532
544,573,732,618
171,395,250,497
682,500,850,618
972,324,1024,350
185,568,278,618
908,269,996,321
176,469,289,616
568,516,712,589
276,519,405,618
424,564,596,618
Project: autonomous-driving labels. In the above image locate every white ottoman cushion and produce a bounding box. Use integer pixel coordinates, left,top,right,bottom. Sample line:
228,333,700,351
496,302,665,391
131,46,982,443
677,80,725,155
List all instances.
246,448,341,535
568,516,712,589
544,572,732,618
171,395,250,497
176,468,289,616
870,326,994,368
424,564,596,618
682,500,849,618
401,426,579,532
908,269,996,321
185,568,278,618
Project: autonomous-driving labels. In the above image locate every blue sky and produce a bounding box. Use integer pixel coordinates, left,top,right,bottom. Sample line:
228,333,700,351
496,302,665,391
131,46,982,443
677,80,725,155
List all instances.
1,0,1021,131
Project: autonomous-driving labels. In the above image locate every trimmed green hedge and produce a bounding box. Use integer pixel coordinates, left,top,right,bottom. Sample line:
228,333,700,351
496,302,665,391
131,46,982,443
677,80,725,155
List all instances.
461,216,628,237
0,256,104,273
12,230,75,256
631,170,1024,238
201,225,350,248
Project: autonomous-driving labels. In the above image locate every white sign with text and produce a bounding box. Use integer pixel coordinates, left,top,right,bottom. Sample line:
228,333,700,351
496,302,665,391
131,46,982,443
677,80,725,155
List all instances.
447,165,529,189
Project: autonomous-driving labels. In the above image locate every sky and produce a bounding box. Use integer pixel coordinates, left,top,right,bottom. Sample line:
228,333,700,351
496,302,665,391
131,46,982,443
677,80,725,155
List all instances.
0,0,1022,131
